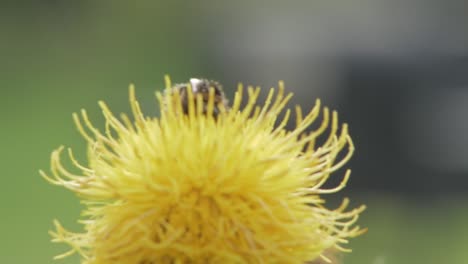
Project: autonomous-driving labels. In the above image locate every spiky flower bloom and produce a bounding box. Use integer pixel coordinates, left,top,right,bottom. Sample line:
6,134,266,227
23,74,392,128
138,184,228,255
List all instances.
41,77,365,264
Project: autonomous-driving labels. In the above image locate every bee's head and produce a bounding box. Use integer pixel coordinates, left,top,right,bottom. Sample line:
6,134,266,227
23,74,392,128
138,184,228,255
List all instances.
189,78,223,96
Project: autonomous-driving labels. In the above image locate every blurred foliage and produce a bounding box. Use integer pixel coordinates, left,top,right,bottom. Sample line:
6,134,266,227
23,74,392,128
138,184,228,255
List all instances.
1,2,466,263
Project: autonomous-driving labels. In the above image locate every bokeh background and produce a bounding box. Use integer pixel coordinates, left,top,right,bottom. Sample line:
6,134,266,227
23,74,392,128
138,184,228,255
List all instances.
2,1,468,263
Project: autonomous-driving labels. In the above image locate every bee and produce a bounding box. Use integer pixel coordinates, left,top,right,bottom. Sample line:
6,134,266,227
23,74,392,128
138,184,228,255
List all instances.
167,78,229,118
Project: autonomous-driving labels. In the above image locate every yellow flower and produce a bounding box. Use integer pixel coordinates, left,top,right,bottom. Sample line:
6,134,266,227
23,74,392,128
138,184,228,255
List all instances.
41,77,366,264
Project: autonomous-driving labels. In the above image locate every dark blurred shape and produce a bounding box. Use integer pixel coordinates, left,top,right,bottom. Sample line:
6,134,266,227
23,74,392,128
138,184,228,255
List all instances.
340,56,468,195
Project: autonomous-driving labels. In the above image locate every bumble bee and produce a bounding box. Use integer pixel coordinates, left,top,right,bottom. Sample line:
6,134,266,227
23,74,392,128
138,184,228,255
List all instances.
167,78,229,118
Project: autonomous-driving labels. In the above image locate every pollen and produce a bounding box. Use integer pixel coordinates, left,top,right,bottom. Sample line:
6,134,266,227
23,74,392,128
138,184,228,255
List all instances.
41,77,366,264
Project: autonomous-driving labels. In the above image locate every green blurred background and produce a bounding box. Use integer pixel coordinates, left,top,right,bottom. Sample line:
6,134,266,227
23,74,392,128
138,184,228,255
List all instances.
2,1,467,263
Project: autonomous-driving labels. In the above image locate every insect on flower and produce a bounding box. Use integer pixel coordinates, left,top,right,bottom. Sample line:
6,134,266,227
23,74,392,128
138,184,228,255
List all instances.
41,76,366,264
166,78,229,118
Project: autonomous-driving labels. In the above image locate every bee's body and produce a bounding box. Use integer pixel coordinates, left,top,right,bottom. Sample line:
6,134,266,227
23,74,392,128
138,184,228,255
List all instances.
168,78,229,118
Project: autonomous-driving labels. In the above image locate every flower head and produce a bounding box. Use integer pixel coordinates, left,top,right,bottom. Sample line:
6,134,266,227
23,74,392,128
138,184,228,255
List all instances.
41,77,365,264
